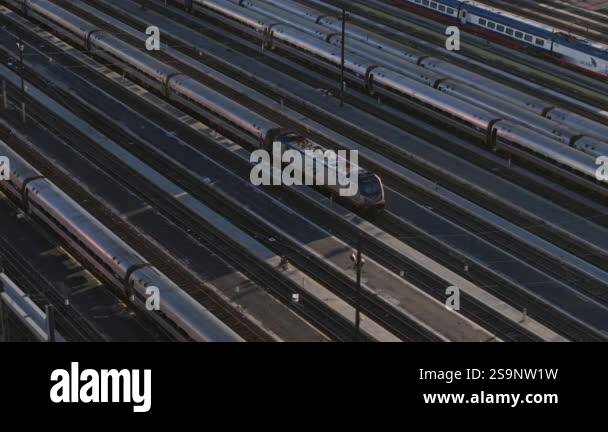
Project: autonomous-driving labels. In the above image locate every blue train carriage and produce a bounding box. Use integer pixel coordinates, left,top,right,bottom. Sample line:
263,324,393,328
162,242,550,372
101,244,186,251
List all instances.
462,1,608,78
458,1,554,50
391,0,463,22
392,0,608,78
392,1,554,49
551,35,608,78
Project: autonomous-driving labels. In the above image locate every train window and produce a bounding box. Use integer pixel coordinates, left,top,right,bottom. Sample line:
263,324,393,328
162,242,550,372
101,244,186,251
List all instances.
496,24,505,32
524,34,533,42
479,18,486,26
360,177,381,195
487,22,496,29
431,2,437,8
438,5,445,12
447,7,454,14
535,38,545,46
515,31,523,38
415,0,421,3
506,28,514,35
422,0,429,5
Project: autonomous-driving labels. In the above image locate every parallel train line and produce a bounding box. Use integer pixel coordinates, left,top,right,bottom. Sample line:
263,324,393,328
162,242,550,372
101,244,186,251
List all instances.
79,1,608,287
32,0,608,340
44,0,608,340
0,32,429,341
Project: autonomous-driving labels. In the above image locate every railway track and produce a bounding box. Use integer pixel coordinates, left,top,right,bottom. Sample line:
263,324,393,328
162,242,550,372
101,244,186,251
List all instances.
545,0,608,24
0,89,274,341
150,0,608,211
316,0,608,106
2,83,358,341
0,236,104,342
2,0,604,340
34,0,608,340
279,190,541,341
84,2,608,276
528,0,608,26
10,1,526,337
0,28,432,342
85,1,608,238
27,0,608,340
0,4,507,341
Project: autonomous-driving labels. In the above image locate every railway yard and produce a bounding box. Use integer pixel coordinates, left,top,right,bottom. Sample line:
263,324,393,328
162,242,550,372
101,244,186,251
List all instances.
0,0,607,342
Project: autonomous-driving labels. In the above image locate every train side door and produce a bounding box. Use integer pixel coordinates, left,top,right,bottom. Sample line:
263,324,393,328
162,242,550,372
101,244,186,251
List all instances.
458,8,467,24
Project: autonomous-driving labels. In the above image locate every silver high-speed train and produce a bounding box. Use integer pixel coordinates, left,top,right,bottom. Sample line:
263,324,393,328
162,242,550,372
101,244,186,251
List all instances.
189,0,607,183
254,0,608,143
0,140,243,342
7,0,384,210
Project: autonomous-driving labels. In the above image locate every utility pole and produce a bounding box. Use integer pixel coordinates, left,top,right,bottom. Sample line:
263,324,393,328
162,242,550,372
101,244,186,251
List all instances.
2,80,7,111
17,38,25,124
351,234,365,340
339,8,346,106
45,305,56,342
0,294,5,342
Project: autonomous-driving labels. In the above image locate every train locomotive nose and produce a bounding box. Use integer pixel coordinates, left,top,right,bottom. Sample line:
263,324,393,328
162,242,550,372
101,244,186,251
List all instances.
357,173,385,211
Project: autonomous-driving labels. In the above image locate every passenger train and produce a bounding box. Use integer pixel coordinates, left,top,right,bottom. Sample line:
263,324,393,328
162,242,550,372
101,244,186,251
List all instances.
5,0,385,211
7,0,606,188
391,0,608,78
213,0,608,156
184,0,606,185
0,139,243,342
217,0,608,142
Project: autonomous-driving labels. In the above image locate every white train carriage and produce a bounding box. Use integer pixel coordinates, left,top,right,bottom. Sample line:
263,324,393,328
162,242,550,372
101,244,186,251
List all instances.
324,36,445,87
209,0,426,63
0,140,242,342
435,79,607,155
545,108,608,143
0,142,144,283
167,75,281,145
129,266,242,342
8,0,97,48
88,32,178,95
572,136,608,159
372,67,499,131
225,0,334,40
417,57,553,116
194,0,278,33
182,0,608,184
270,24,376,78
493,121,600,179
